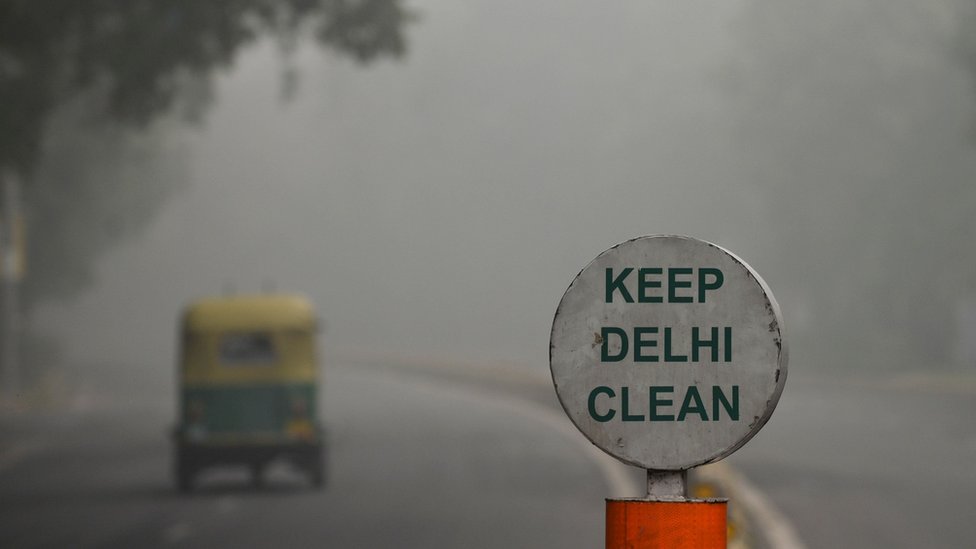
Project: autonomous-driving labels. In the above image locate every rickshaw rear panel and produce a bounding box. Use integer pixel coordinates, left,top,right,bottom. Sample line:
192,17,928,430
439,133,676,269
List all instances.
173,294,324,492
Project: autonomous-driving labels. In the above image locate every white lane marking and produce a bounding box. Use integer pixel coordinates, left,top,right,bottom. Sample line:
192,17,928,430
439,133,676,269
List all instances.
707,461,808,549
348,361,807,547
0,438,47,473
163,521,192,544
395,373,640,498
500,396,638,498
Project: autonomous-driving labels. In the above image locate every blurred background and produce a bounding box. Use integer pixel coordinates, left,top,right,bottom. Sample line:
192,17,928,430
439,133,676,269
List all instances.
1,0,975,547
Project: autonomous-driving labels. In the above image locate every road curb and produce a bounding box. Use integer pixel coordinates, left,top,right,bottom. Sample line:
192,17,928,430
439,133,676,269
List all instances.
695,461,807,549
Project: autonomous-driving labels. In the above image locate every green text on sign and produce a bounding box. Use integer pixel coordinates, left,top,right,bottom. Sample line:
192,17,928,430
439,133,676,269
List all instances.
600,326,732,363
587,385,740,422
605,267,724,304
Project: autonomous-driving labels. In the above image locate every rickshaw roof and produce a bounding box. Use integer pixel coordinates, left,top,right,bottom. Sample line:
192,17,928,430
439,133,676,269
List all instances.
183,294,316,331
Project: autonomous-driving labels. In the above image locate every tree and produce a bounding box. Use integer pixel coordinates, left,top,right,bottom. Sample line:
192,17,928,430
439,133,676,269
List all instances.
0,0,414,306
0,1,414,387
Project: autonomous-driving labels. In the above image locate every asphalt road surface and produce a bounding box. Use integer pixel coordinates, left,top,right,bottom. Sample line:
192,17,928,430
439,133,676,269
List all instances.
0,362,634,548
3,362,973,548
729,372,976,549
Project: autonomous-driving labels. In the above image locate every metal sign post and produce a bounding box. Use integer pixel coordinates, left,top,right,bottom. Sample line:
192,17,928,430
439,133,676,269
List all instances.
549,235,788,548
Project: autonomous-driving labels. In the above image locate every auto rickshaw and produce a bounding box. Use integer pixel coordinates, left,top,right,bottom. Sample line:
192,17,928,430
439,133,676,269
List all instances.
173,294,324,492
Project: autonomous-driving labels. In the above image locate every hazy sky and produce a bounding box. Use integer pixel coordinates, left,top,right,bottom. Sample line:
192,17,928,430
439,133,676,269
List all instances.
32,0,975,378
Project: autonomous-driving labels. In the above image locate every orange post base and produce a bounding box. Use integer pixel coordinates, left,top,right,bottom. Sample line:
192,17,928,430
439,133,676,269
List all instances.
606,498,727,549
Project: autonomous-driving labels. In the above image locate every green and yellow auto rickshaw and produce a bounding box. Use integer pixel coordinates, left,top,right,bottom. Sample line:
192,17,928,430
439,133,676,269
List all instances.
173,294,324,492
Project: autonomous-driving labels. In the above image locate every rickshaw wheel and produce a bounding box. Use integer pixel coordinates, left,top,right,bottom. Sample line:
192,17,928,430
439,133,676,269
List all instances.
177,471,194,493
250,463,265,488
175,455,195,494
310,464,324,488
309,446,326,489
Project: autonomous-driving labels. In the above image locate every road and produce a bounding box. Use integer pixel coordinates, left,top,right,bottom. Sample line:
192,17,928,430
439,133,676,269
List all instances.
4,361,973,548
729,372,976,548
0,362,636,548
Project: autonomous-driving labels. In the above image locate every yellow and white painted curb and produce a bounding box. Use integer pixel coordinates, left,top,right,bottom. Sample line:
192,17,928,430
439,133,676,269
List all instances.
692,461,807,549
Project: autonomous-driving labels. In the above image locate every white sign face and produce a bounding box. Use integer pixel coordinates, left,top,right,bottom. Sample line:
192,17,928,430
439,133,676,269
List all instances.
549,235,788,470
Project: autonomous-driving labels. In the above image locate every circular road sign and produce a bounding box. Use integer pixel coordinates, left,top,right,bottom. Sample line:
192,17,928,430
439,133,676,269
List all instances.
549,235,788,470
